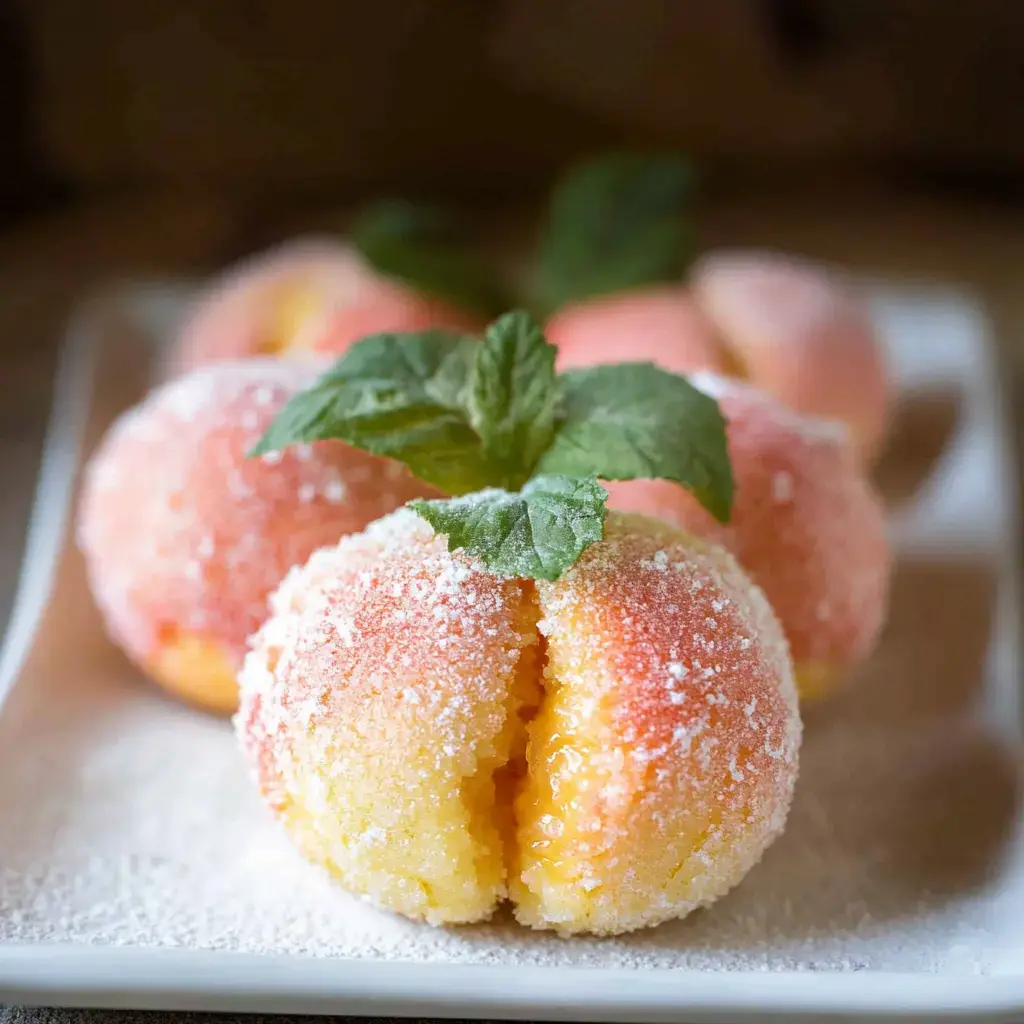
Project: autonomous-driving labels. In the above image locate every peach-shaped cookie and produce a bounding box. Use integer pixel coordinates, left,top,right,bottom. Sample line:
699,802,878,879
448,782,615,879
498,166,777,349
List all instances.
237,509,540,924
548,285,726,376
514,513,799,933
236,508,800,934
76,360,437,714
691,250,889,461
172,237,481,373
605,375,890,700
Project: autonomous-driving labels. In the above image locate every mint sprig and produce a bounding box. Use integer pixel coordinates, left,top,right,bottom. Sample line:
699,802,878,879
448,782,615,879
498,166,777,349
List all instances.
531,153,696,316
350,200,510,319
410,475,607,581
253,311,732,579
250,330,492,495
469,312,558,489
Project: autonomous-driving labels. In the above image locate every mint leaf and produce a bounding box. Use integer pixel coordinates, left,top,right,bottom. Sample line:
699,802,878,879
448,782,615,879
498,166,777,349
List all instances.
350,200,511,319
532,153,695,315
250,330,494,494
536,363,734,523
319,327,475,393
469,311,559,489
409,475,607,581
252,311,735,563
252,316,565,496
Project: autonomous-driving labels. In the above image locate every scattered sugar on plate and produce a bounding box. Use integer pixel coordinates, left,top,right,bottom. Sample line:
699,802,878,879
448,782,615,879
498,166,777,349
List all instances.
0,542,1016,974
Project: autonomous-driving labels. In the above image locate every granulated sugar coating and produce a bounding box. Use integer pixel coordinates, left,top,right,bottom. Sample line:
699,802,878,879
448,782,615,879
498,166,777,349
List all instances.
76,360,438,713
238,509,540,925
605,375,890,700
236,509,800,935
514,514,799,934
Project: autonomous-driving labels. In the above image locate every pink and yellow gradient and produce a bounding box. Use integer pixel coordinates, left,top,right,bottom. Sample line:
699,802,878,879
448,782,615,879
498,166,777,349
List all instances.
236,509,800,934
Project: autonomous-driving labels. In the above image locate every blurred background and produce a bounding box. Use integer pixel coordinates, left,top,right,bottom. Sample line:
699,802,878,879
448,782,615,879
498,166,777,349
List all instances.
4,1,1024,213
2,0,1023,478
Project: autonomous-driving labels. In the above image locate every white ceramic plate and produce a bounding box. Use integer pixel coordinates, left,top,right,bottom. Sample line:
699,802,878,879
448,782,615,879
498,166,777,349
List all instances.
0,281,1021,1022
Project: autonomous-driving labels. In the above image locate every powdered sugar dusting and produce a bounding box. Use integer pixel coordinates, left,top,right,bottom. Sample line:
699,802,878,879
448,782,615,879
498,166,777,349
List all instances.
0,520,1013,972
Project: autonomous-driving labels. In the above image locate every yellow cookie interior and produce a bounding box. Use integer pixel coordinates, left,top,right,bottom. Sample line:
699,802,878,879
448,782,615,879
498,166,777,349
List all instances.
259,286,325,354
148,632,239,714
